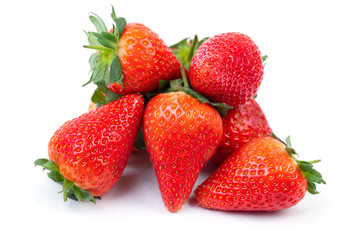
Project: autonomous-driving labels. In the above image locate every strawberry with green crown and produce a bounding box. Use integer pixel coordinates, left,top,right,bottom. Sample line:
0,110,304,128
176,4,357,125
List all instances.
195,135,326,211
35,94,144,202
84,7,182,102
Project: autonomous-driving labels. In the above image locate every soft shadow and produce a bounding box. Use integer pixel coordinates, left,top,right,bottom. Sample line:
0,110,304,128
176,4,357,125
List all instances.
187,194,289,218
101,150,155,201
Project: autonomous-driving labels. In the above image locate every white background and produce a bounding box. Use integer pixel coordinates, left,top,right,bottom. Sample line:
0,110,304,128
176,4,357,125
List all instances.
1,0,359,239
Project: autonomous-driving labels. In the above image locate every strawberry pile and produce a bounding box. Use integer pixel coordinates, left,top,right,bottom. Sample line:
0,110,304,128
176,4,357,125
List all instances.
35,7,325,212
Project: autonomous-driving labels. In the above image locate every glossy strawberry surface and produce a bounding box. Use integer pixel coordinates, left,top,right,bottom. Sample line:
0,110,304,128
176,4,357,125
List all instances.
189,32,264,106
143,91,223,212
195,136,308,211
48,94,144,196
109,23,182,95
212,99,272,165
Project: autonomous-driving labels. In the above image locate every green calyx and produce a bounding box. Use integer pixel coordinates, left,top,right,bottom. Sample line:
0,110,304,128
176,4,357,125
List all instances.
166,67,232,116
83,6,126,102
271,134,326,194
262,55,268,66
170,35,209,70
34,158,96,203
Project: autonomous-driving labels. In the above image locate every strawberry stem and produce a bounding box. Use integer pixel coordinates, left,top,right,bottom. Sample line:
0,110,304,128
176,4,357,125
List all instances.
165,66,232,116
170,35,209,70
187,34,199,64
181,66,190,88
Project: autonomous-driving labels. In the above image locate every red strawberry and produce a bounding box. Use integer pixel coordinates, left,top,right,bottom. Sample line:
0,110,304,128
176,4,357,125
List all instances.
211,99,272,165
143,91,223,212
195,136,325,211
35,94,144,202
84,7,181,98
189,32,264,107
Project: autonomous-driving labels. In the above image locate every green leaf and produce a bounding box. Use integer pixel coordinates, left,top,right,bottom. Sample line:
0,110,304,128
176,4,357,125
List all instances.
183,87,232,109
285,136,292,147
47,171,64,182
92,32,117,51
89,13,108,33
170,35,209,70
34,158,49,166
89,53,99,71
307,182,319,194
35,157,96,203
262,55,268,63
80,190,96,204
271,134,326,194
100,31,118,44
110,55,123,85
111,5,117,20
304,169,326,184
170,37,189,49
181,86,232,116
91,64,108,85
169,78,183,91
62,179,73,201
285,137,299,156
73,185,82,202
113,17,126,38
65,186,97,204
105,88,122,103
85,31,100,46
298,160,314,172
91,88,107,107
36,160,59,172
35,158,59,173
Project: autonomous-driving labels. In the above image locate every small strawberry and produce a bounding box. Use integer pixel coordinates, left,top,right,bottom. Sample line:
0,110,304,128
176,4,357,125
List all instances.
211,99,272,165
195,135,325,211
83,7,181,100
143,85,223,212
189,32,265,107
35,94,144,202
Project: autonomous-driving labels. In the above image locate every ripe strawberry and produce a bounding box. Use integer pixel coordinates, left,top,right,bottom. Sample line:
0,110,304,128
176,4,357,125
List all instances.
143,91,223,212
35,94,144,202
195,136,325,211
84,7,181,98
211,99,272,165
189,32,264,107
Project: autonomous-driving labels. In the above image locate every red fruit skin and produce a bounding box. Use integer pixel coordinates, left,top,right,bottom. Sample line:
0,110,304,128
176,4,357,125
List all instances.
48,94,144,196
109,23,182,95
189,32,264,107
195,137,307,211
143,91,223,212
211,99,272,165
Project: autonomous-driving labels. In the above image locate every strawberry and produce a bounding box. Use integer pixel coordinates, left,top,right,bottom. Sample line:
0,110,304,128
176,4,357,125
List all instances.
143,89,223,212
195,135,325,211
35,94,144,202
83,7,181,100
189,32,265,107
211,99,272,165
